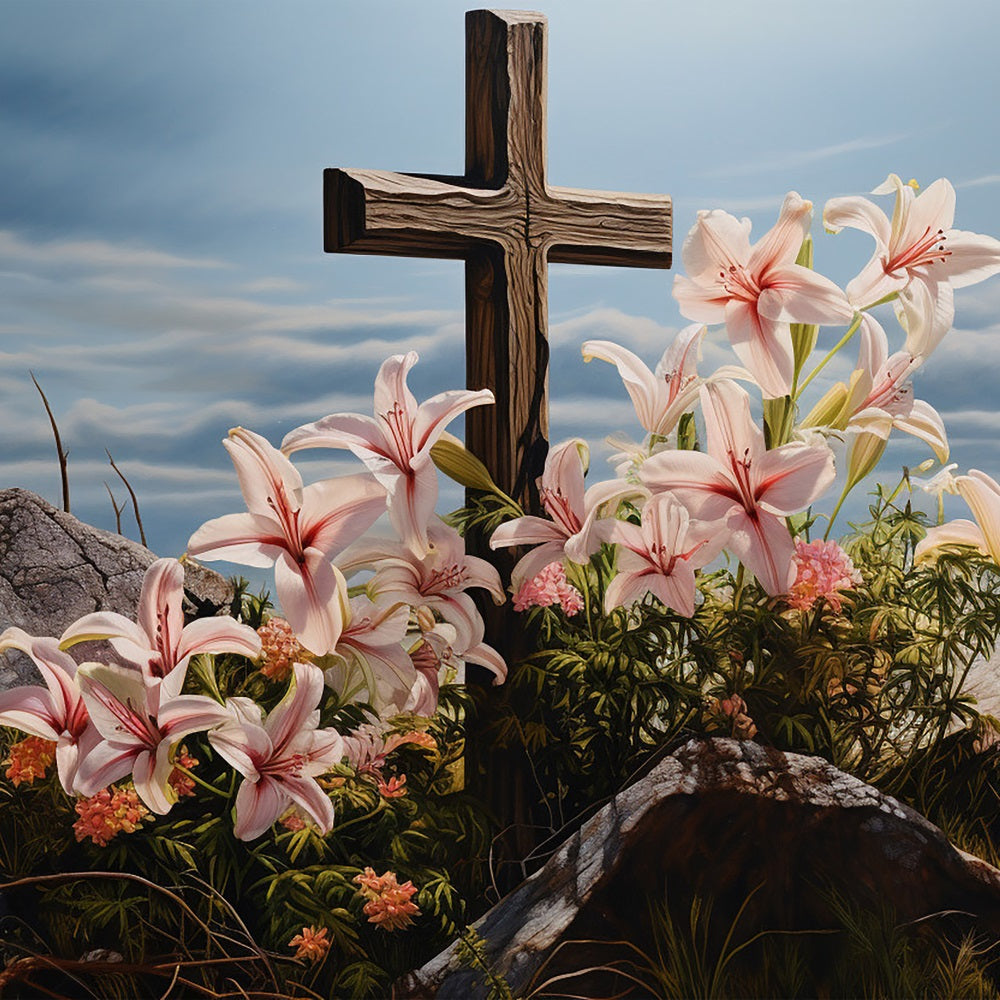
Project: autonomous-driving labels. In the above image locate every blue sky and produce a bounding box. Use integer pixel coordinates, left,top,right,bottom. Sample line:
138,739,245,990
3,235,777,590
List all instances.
3,0,999,591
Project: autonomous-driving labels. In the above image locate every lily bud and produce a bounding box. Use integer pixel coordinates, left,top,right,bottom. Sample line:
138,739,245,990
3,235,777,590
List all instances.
790,236,819,377
430,432,500,494
802,382,850,431
845,430,888,493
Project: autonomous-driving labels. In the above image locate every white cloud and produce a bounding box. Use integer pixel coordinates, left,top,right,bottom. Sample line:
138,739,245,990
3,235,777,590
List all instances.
957,175,1000,189
0,230,226,271
238,277,308,293
701,134,907,179
550,306,679,352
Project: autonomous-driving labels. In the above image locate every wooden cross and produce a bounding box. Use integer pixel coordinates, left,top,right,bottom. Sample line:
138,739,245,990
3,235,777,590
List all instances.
325,8,672,515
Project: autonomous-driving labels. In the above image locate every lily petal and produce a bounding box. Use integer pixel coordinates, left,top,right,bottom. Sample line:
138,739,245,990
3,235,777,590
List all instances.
274,549,347,656
187,512,288,568
299,474,388,558
724,300,794,399
233,775,286,841
174,616,262,666
412,387,495,455
914,519,988,564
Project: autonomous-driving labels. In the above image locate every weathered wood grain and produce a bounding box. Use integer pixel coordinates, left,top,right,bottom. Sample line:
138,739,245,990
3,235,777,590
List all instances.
323,9,673,860
324,9,672,514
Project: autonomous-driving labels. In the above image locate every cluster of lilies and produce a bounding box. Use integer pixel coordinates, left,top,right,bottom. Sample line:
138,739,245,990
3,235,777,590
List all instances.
1,173,999,841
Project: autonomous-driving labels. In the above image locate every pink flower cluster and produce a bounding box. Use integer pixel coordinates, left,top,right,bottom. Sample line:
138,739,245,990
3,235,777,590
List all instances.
786,539,862,612
4,736,56,787
257,617,310,680
73,785,150,846
353,867,421,931
512,562,584,615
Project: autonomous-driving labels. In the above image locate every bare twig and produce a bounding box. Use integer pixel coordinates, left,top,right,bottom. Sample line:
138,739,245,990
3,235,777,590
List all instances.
104,481,126,534
106,448,147,546
30,371,69,513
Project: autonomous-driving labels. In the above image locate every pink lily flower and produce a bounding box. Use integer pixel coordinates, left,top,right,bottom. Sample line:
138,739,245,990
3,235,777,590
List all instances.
804,314,948,462
60,557,261,687
490,439,642,589
404,618,461,716
340,521,507,683
824,175,1000,347
639,380,836,595
582,324,750,438
187,428,386,657
605,493,725,617
915,470,1000,566
0,628,92,793
281,352,494,555
323,596,416,714
673,192,854,398
208,663,344,841
74,660,230,813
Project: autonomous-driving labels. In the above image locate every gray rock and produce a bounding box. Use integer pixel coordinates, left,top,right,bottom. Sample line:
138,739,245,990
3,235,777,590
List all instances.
395,737,1000,998
0,488,234,687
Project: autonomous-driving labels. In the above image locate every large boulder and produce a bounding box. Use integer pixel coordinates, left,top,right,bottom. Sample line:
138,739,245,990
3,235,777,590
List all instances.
396,737,1000,998
0,488,233,688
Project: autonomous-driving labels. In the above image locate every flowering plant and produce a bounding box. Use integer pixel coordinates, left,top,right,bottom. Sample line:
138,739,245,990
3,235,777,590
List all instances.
3,174,1000,997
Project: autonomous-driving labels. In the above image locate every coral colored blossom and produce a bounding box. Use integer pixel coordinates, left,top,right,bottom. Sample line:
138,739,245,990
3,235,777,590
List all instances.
74,786,150,846
167,747,199,799
353,867,420,931
288,925,331,963
257,617,310,681
342,725,436,780
703,694,757,740
512,562,584,615
4,736,56,787
787,539,862,612
279,808,308,832
378,773,407,798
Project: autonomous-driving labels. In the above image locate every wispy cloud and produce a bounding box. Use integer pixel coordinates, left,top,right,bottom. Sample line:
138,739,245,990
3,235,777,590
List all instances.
0,229,226,271
702,134,907,179
957,175,1000,189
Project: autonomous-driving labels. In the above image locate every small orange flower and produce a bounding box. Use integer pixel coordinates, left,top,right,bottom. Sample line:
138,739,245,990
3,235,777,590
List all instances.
278,807,308,831
4,736,56,787
288,925,331,963
353,867,420,932
73,786,150,846
167,746,199,798
378,774,407,798
703,693,757,740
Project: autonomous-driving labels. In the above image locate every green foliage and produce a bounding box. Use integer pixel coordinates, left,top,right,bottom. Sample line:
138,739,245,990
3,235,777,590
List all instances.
485,487,1000,869
0,592,493,1000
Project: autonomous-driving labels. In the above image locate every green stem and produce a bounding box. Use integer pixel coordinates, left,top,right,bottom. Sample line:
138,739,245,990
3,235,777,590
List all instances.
567,561,594,635
794,313,863,402
733,563,745,606
173,765,229,799
334,803,384,835
824,483,852,541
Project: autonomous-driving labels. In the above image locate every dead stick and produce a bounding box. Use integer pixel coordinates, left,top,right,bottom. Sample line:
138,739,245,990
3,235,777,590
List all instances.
29,372,69,514
104,481,126,535
106,449,147,547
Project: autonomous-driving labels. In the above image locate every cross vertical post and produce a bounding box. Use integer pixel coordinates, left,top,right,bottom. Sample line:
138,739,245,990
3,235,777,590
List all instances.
324,8,672,869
